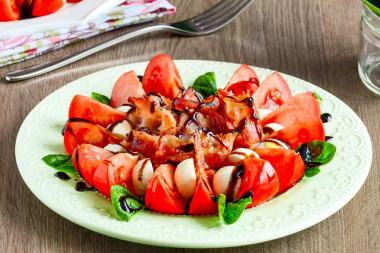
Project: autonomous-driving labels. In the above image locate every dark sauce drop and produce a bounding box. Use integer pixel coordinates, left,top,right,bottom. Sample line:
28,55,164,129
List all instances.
119,196,143,213
297,143,322,168
137,75,143,82
211,195,217,203
225,164,245,200
240,190,254,199
146,92,166,106
325,136,333,142
54,172,70,180
149,101,157,113
138,159,149,181
75,182,96,192
320,113,332,123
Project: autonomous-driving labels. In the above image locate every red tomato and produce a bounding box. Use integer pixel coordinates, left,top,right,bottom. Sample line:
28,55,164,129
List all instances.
72,144,113,186
253,72,292,110
93,153,138,197
63,119,122,155
288,153,305,186
235,158,261,200
0,0,21,21
32,0,63,17
67,0,82,3
261,91,320,128
236,157,279,207
188,174,218,215
142,54,184,100
107,153,138,195
68,95,126,128
254,148,304,192
145,164,187,214
271,116,325,149
224,64,259,96
92,161,110,196
110,70,146,108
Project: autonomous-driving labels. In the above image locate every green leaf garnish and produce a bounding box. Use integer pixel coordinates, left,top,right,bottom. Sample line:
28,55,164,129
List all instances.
312,91,323,104
362,0,380,16
110,185,144,222
217,194,252,225
42,154,76,173
304,168,321,177
192,72,218,98
91,92,111,106
296,141,336,176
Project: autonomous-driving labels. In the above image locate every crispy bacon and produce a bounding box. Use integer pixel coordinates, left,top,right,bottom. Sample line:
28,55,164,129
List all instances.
122,130,194,164
240,118,263,149
127,95,177,135
193,129,236,171
221,96,251,129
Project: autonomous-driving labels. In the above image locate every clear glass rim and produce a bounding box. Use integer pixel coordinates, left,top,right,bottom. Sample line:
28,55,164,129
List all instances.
363,4,380,21
363,4,380,30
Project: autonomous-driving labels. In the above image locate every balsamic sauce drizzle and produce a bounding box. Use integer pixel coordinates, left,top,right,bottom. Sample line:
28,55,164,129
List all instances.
75,182,96,192
320,113,332,123
54,172,70,180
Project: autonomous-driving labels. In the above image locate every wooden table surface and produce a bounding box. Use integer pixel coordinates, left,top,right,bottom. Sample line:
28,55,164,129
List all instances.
1,0,379,252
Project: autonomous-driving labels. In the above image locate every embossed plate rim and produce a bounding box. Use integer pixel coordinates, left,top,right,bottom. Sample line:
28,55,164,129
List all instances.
15,60,372,248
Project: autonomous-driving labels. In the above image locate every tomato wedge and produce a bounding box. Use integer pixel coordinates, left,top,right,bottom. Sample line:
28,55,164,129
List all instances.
236,157,279,207
188,174,218,215
254,148,304,192
142,54,184,99
72,144,113,186
145,164,187,214
224,64,259,96
110,70,146,108
63,119,122,155
270,116,325,149
261,91,320,128
68,95,126,128
32,0,63,17
253,72,292,110
289,153,305,186
0,0,21,21
93,153,138,198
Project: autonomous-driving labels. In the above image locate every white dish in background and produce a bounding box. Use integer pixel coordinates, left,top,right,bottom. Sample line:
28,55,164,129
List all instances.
0,0,126,39
15,60,372,248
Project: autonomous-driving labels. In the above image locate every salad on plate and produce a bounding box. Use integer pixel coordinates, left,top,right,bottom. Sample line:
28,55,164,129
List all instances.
42,54,336,225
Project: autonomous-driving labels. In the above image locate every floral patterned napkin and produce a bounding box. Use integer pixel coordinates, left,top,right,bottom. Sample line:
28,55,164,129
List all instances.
0,0,175,67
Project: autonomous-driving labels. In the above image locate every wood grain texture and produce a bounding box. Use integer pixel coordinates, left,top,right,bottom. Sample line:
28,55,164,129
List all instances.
0,0,379,252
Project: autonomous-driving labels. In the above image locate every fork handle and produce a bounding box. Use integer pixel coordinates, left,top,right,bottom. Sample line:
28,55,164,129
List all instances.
5,23,171,82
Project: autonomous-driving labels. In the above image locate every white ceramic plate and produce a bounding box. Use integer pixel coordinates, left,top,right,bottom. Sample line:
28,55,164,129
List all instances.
0,0,125,39
15,60,372,248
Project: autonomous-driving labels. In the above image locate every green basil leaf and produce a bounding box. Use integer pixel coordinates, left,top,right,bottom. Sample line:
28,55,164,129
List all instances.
42,154,76,173
192,72,217,98
217,194,252,225
91,92,111,106
296,141,336,177
304,168,321,177
296,141,336,164
110,185,144,222
313,91,323,103
217,194,226,220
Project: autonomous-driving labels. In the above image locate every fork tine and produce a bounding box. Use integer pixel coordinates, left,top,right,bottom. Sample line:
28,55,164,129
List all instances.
191,0,236,23
199,0,253,31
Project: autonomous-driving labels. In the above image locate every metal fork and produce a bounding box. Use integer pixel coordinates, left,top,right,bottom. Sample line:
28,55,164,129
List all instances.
5,0,254,82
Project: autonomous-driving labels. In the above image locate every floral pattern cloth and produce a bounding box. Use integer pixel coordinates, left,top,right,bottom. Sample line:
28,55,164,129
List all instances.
0,0,175,67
